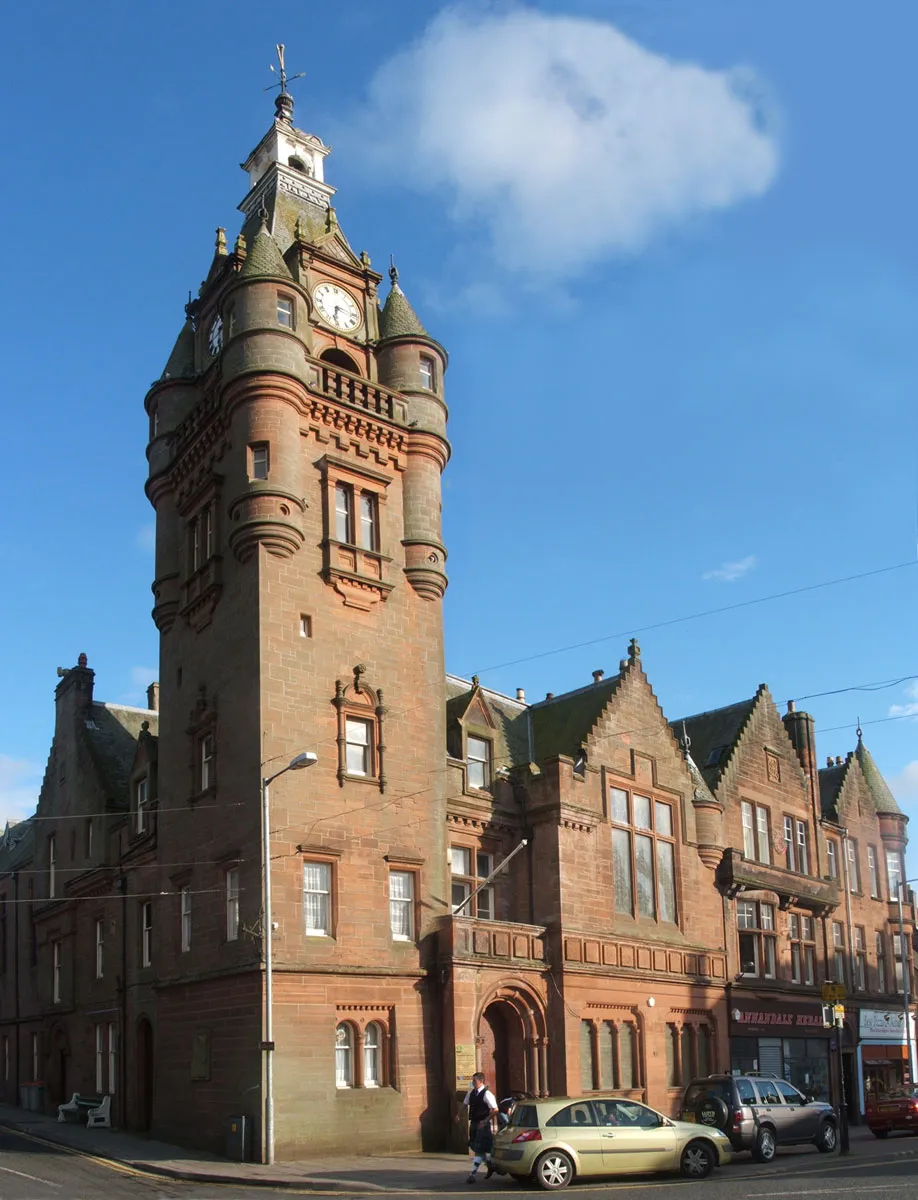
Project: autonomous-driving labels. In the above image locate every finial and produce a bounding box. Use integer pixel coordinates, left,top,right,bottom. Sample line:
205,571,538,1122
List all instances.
78,652,88,668
257,200,269,227
266,44,305,123
856,717,863,742
325,206,338,233
234,231,247,257
389,255,399,288
215,227,227,255
360,249,372,269
471,675,480,688
628,638,641,663
681,720,691,757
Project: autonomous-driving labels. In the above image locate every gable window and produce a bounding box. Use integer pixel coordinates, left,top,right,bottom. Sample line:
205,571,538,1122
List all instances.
846,839,860,893
304,861,332,936
141,900,153,968
467,736,492,790
867,845,880,899
49,834,56,899
450,846,495,920
741,801,770,864
832,921,846,985
250,443,269,481
737,900,776,978
788,913,815,985
181,888,192,953
345,717,373,777
854,926,866,991
876,931,889,992
610,787,677,923
335,1023,354,1088
826,839,839,880
52,940,61,1003
419,355,435,390
225,868,240,941
135,777,149,834
887,850,903,900
389,870,415,941
277,296,294,329
95,919,104,980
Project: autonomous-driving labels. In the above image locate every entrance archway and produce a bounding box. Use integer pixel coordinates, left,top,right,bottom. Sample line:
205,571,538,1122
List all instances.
476,983,548,1098
136,1018,154,1131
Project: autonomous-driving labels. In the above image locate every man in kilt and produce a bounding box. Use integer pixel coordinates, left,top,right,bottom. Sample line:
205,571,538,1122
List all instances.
462,1071,499,1184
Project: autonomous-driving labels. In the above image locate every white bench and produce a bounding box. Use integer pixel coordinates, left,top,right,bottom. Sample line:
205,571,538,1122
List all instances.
57,1092,111,1127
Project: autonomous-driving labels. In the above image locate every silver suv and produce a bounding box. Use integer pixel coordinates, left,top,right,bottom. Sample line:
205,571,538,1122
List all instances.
680,1074,837,1162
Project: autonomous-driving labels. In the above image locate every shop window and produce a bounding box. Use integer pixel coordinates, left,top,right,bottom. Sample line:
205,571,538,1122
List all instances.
867,846,880,899
788,913,815,985
450,846,494,919
737,900,776,978
741,801,770,864
610,787,677,923
335,1023,354,1088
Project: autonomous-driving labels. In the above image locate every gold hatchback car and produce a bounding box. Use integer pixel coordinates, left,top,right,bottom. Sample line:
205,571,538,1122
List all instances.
492,1095,731,1190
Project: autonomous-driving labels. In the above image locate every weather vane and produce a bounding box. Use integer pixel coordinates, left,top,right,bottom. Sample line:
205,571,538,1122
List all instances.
266,43,305,95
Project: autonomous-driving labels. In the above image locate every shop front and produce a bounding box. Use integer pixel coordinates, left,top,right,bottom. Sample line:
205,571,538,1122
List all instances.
858,1008,916,1113
730,1001,832,1104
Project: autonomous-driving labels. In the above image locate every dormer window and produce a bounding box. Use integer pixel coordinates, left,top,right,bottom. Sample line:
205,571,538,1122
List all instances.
467,736,491,790
419,355,435,390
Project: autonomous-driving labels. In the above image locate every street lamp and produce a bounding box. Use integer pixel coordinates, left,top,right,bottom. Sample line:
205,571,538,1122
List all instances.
896,879,917,1087
262,750,317,1164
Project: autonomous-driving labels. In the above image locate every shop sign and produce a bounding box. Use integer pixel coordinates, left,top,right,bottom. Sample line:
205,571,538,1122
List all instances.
731,1005,825,1031
859,1009,916,1042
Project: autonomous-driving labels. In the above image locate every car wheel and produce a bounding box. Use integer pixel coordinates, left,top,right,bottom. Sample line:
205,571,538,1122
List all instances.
533,1150,574,1190
815,1120,837,1152
753,1126,777,1163
873,1128,889,1139
680,1139,716,1179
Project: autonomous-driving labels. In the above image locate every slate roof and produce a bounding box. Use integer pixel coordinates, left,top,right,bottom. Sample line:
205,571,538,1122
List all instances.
83,703,158,809
856,739,902,816
378,282,429,340
240,223,293,280
818,759,849,820
529,674,624,762
161,319,195,380
670,695,758,790
445,676,530,770
0,817,34,873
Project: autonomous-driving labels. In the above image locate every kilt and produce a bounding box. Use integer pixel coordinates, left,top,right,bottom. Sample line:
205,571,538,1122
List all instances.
469,1121,494,1157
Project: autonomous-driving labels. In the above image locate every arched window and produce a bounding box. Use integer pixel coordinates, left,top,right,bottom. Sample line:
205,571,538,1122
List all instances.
335,1023,354,1088
364,1022,382,1087
320,347,360,374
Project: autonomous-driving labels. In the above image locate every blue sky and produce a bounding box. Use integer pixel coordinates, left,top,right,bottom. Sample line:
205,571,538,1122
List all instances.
1,1,916,866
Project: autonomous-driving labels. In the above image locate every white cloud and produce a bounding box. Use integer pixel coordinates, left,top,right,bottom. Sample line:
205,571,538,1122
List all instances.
891,761,918,802
136,523,156,553
357,5,779,276
130,666,157,692
702,554,757,583
890,681,918,719
0,754,41,827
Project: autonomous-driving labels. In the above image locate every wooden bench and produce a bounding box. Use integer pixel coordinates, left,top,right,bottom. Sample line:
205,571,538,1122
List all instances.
57,1092,111,1127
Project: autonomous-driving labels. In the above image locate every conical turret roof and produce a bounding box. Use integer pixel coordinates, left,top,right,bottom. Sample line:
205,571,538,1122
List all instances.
378,269,429,340
239,220,293,280
161,319,195,379
856,738,902,815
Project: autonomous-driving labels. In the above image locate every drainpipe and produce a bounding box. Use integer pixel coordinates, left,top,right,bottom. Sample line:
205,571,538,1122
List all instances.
13,871,20,1101
119,874,128,1124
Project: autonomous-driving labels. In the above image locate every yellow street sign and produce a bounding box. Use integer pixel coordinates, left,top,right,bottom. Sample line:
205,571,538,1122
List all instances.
822,983,846,1003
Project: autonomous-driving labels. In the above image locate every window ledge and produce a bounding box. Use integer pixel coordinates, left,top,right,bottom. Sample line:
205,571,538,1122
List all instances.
190,785,217,806
340,772,380,787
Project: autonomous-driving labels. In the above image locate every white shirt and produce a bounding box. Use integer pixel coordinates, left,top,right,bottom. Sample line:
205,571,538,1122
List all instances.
463,1085,498,1113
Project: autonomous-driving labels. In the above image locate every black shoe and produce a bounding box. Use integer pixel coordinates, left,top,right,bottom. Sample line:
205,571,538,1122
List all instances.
485,1162,495,1179
466,1174,477,1184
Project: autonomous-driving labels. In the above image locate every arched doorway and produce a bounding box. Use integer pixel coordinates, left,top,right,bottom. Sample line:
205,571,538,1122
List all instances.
477,984,548,1099
136,1018,154,1131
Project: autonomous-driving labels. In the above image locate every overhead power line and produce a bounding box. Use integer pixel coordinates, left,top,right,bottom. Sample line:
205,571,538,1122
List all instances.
470,560,918,676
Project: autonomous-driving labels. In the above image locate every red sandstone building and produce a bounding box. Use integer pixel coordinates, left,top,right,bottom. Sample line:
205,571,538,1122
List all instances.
0,85,913,1158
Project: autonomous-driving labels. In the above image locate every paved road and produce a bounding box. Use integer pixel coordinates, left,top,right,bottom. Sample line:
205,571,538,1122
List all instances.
3,1123,918,1199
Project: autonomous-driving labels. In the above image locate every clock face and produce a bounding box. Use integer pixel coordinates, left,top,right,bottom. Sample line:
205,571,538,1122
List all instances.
207,314,223,356
313,283,361,332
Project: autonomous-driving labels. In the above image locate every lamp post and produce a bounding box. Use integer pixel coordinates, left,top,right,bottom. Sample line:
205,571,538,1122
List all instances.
896,879,917,1087
262,751,317,1165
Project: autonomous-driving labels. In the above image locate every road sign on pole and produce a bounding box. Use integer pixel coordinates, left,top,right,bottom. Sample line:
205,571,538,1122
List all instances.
821,982,846,1004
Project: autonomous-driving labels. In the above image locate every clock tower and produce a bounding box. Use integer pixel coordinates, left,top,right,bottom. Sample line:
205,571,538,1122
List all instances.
144,78,450,1157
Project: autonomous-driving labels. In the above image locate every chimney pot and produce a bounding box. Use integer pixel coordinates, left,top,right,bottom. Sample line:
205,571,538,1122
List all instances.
787,699,796,713
592,669,604,683
516,687,525,702
546,692,554,701
835,755,844,766
827,756,834,767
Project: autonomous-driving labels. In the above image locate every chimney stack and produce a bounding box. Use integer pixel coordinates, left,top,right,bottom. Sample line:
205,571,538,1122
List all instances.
147,682,160,713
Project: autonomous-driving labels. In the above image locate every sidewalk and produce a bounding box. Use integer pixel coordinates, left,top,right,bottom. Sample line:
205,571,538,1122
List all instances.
0,1102,469,1192
0,1103,913,1193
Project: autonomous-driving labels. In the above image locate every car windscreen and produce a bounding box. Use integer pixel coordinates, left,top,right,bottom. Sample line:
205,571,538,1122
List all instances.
683,1080,732,1108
